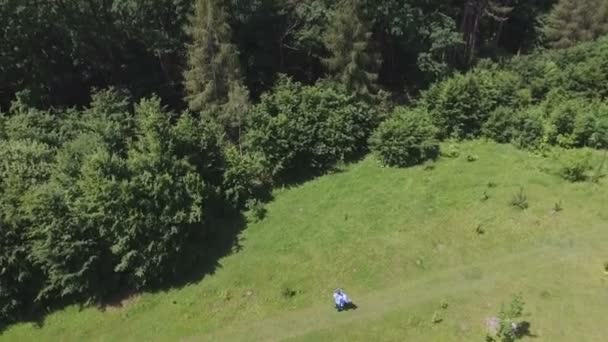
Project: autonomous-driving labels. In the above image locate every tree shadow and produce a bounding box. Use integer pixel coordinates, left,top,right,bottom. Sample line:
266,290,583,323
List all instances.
2,209,249,332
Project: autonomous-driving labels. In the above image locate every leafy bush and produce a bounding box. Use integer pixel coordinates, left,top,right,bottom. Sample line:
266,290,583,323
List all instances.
482,106,545,150
558,150,593,182
246,77,379,181
0,94,245,323
511,106,545,150
422,68,528,139
245,198,267,222
553,201,563,213
486,294,526,342
441,142,460,158
223,146,269,207
0,138,55,324
482,107,519,143
369,107,439,167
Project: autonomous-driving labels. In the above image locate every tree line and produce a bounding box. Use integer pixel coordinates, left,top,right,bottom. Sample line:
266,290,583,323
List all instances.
9,0,608,111
2,0,608,326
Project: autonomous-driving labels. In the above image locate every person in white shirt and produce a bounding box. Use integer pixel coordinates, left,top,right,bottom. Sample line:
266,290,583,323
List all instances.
333,288,351,311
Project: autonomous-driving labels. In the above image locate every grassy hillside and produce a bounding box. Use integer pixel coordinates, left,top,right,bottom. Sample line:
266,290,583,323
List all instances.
2,141,607,341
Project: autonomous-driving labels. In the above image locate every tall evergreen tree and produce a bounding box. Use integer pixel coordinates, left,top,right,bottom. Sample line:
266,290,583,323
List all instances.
322,0,381,98
544,0,608,49
184,0,248,124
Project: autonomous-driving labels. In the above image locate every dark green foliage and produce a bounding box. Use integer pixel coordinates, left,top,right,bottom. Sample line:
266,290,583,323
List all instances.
511,107,545,150
246,198,267,223
27,141,125,302
483,107,519,144
544,99,608,149
323,0,381,98
0,139,54,324
544,0,608,49
0,0,190,110
246,77,378,181
184,0,250,136
422,68,528,139
369,107,439,167
507,37,608,101
223,146,268,207
0,93,240,324
482,106,544,150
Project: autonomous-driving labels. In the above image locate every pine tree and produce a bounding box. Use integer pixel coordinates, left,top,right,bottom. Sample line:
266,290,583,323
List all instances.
544,0,608,49
323,0,381,98
184,0,248,120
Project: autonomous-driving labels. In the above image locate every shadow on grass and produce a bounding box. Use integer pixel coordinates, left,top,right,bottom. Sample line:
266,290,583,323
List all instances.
1,208,248,333
336,302,359,312
516,321,537,339
1,156,364,333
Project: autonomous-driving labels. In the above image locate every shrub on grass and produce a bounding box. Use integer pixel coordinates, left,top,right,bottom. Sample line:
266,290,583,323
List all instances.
482,106,519,143
509,187,528,210
553,201,563,213
558,150,593,182
545,99,608,149
604,262,608,273
511,106,545,150
431,311,443,324
482,106,544,150
369,107,439,167
281,286,297,298
486,294,527,342
441,142,460,158
481,191,490,202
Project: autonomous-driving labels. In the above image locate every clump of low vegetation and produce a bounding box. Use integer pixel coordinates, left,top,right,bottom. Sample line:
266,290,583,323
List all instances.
442,143,461,158
552,201,563,213
481,191,490,202
281,286,297,299
486,294,529,342
431,310,443,324
557,150,593,182
510,187,529,210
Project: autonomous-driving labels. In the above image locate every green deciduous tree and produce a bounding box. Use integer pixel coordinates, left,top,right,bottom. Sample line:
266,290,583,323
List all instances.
369,107,439,167
0,139,54,324
246,77,378,181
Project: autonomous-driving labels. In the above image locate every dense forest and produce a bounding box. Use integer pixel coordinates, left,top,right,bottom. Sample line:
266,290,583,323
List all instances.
2,0,608,326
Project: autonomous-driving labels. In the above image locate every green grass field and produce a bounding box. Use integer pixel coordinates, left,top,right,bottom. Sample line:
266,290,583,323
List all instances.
2,141,607,342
